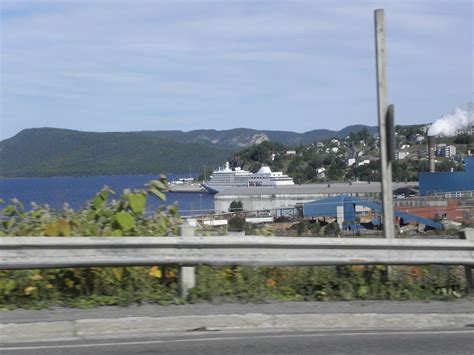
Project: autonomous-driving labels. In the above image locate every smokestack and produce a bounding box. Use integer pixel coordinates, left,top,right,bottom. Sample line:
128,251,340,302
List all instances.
428,135,436,173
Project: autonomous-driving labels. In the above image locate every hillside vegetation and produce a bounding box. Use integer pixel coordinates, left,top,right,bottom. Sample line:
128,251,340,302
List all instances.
0,125,379,177
4,124,469,179
230,126,471,183
0,128,234,177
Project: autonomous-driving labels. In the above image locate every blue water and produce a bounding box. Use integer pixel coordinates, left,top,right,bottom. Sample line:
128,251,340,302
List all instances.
0,174,214,216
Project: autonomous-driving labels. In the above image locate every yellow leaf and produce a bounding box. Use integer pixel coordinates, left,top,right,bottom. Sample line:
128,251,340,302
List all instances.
46,284,54,289
265,279,276,287
165,270,177,279
148,266,162,278
111,267,123,281
31,274,43,281
43,222,59,236
24,286,37,295
43,219,71,236
57,219,71,236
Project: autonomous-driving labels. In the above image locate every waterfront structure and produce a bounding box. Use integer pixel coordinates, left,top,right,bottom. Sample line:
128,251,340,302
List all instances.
214,181,418,212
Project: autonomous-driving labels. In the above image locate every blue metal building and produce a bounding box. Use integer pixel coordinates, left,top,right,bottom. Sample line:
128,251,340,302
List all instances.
419,156,474,196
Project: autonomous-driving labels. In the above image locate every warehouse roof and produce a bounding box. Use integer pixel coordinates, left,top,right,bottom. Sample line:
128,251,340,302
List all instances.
215,181,419,197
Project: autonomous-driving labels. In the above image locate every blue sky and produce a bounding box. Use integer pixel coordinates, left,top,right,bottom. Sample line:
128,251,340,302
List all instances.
1,0,472,139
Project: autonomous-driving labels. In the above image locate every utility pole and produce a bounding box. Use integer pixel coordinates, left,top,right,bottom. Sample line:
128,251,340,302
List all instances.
374,9,395,239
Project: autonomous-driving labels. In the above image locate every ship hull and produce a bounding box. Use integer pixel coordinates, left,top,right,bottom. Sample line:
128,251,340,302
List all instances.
201,183,221,194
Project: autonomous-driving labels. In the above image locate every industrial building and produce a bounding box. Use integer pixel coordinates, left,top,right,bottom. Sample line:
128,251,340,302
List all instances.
419,156,474,196
302,195,443,230
394,197,472,225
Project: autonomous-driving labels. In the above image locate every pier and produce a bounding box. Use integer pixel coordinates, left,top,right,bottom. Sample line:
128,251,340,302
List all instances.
214,181,419,212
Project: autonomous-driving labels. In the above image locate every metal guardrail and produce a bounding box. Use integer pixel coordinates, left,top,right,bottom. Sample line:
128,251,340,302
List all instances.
1,236,473,270
1,229,473,296
432,190,474,199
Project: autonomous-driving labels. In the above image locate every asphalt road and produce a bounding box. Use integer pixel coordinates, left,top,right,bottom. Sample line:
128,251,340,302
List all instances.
2,329,474,355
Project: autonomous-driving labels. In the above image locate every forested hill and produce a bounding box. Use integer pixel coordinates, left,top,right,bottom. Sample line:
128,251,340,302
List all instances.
0,125,379,177
0,128,234,177
140,125,378,147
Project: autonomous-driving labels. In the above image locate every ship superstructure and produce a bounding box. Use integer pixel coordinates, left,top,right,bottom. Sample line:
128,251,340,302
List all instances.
202,163,294,193
202,162,252,194
248,165,295,187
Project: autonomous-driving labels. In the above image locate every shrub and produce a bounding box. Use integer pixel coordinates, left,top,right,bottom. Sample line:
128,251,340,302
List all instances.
324,221,340,236
0,177,183,309
228,216,247,231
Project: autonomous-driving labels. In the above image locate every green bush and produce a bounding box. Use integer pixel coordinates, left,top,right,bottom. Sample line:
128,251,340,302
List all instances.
293,220,323,236
188,265,466,303
228,216,247,231
0,177,183,309
324,221,340,236
0,267,180,309
0,176,179,237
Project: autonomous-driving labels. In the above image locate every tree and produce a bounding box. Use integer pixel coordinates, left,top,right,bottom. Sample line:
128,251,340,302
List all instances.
230,141,288,172
229,200,243,212
454,134,473,145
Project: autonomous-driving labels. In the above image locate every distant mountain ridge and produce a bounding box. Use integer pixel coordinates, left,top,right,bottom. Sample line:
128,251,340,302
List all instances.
0,125,378,177
140,125,379,147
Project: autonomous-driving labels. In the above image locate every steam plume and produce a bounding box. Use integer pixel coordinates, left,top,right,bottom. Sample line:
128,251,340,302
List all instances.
428,103,474,137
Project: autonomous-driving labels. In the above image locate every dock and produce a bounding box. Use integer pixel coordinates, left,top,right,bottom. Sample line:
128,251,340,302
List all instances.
167,183,206,193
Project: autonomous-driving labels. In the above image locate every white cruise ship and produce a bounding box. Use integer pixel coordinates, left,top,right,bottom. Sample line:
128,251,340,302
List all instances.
248,165,295,187
202,162,252,194
202,162,294,193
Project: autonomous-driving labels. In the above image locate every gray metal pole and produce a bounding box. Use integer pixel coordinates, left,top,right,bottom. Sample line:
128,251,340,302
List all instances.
178,222,196,298
374,9,395,239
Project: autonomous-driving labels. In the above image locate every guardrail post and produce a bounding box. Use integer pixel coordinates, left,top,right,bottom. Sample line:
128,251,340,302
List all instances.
178,222,196,298
460,229,474,295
